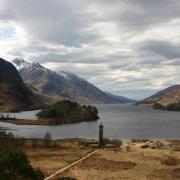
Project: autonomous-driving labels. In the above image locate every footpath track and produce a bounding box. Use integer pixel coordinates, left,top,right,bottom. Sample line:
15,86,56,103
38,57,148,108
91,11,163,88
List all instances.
44,149,99,180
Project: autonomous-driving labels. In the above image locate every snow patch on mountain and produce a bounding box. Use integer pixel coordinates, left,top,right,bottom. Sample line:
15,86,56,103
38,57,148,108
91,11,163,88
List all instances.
12,58,84,81
12,57,30,70
12,58,50,73
58,70,85,81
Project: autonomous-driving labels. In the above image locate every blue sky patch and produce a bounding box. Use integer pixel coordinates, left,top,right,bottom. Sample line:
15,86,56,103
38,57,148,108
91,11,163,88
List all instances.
0,25,15,39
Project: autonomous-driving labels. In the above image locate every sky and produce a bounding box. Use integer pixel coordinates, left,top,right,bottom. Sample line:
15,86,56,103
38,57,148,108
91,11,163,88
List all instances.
0,0,180,100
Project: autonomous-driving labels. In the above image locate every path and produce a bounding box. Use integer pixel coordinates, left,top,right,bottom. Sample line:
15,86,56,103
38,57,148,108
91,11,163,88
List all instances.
44,149,99,180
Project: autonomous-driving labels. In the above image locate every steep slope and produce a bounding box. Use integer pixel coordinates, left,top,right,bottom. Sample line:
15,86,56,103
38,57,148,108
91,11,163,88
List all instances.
0,58,44,112
12,58,133,104
136,85,180,107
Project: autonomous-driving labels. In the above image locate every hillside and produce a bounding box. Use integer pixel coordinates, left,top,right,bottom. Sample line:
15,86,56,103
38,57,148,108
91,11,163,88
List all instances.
0,58,45,112
136,85,180,108
12,58,135,104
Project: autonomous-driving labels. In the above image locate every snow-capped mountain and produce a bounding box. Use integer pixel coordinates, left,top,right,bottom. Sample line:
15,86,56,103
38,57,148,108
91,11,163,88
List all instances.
12,57,31,70
12,58,48,72
12,58,136,104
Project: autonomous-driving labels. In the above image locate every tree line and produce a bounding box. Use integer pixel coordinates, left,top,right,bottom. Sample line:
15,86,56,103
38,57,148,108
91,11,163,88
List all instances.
153,101,180,111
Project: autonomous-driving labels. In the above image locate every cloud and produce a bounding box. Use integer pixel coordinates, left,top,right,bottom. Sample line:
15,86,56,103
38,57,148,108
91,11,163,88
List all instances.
0,0,180,99
139,40,180,59
0,0,99,46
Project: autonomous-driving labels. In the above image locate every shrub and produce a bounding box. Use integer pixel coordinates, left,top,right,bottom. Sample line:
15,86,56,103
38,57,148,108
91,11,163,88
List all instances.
151,141,165,149
131,138,149,143
103,138,122,147
111,139,122,146
173,146,180,151
0,150,44,180
141,144,150,149
0,130,24,150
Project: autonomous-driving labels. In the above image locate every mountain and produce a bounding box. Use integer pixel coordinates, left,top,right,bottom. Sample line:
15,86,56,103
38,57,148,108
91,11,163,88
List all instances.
136,85,180,107
12,58,135,104
0,58,45,112
104,92,137,104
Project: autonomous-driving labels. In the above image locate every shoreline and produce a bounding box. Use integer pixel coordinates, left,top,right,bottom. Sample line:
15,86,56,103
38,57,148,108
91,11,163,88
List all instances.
0,118,98,126
0,118,50,125
1,126,180,141
0,119,180,141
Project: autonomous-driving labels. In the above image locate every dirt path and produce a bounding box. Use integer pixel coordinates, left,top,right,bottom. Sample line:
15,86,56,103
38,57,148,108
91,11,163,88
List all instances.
44,149,99,180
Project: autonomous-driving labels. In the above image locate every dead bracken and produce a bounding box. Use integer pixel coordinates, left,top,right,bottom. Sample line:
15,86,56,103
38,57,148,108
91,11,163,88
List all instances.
161,156,179,166
78,157,137,171
172,168,180,179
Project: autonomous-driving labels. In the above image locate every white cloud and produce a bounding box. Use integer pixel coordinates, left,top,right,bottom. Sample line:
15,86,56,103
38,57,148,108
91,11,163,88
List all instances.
0,0,180,99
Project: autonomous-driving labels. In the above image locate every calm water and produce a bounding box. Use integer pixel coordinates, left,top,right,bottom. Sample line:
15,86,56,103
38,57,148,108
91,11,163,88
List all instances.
0,110,40,120
0,104,180,139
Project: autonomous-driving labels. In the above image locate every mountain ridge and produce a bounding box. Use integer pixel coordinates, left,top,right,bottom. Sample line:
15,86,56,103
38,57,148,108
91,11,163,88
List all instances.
12,57,136,104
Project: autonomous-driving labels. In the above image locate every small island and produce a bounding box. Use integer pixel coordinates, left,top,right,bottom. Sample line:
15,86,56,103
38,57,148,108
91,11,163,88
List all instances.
37,100,99,125
0,100,99,125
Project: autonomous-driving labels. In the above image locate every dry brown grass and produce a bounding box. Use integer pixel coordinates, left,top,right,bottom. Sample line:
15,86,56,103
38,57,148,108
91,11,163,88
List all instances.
23,139,91,176
79,156,137,171
22,139,180,180
161,156,180,166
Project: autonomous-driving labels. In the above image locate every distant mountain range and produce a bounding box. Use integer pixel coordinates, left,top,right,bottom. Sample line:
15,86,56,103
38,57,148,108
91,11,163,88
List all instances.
136,85,180,108
12,58,136,104
2,56,180,112
105,92,137,104
0,58,46,112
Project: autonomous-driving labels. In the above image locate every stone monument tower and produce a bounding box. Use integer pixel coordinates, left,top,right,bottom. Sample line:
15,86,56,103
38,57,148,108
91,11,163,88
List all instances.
99,122,104,147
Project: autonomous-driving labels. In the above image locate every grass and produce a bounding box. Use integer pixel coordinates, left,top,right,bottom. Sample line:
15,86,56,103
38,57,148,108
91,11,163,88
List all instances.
22,139,92,176
161,156,179,166
20,139,180,180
